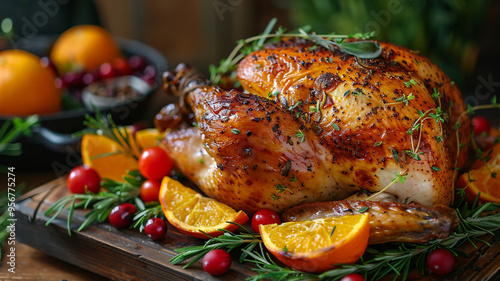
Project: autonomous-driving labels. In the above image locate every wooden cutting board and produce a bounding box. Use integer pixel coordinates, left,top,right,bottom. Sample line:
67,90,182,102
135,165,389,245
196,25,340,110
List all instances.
15,178,500,281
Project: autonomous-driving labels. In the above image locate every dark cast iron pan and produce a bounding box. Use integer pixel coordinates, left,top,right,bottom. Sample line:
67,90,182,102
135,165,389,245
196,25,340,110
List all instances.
1,36,167,171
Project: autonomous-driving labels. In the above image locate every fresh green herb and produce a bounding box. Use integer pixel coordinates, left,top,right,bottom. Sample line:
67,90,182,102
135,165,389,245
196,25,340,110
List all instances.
391,148,399,164
429,107,445,123
329,226,337,237
288,101,303,111
74,108,138,160
405,150,423,161
0,115,39,157
198,158,204,164
132,204,163,233
403,79,417,88
343,90,351,97
283,245,288,252
432,166,441,172
171,197,500,281
44,170,144,235
358,207,369,213
271,194,281,201
290,174,297,182
395,172,408,184
209,18,380,84
309,105,319,113
374,141,382,147
492,172,497,179
390,93,414,106
295,130,305,143
331,123,340,131
276,184,293,194
231,129,241,135
431,88,441,100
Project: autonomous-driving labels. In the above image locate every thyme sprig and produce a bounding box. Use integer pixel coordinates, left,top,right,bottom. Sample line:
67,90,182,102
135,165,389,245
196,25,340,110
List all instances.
44,170,145,235
209,18,380,84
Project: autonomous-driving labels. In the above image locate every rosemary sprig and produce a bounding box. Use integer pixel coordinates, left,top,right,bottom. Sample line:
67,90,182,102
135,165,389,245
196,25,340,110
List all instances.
133,203,163,233
170,222,260,268
73,107,138,160
209,18,380,84
170,194,500,281
44,171,144,235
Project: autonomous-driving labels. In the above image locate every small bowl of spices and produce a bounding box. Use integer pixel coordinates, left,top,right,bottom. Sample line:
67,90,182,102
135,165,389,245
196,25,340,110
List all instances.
82,75,152,111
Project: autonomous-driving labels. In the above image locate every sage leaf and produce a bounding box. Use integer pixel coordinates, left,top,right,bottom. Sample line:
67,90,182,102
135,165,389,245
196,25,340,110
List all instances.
338,41,382,59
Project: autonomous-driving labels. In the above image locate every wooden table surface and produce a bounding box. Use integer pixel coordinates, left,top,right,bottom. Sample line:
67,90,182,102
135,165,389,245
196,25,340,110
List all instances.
1,171,109,281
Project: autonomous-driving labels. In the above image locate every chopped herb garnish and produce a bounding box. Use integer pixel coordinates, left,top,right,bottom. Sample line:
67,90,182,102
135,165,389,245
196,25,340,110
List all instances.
288,100,303,111
231,128,241,134
329,226,336,237
290,174,297,182
432,166,441,172
295,130,305,143
391,148,399,164
374,141,383,146
358,206,369,213
343,90,351,97
403,79,417,88
331,123,340,131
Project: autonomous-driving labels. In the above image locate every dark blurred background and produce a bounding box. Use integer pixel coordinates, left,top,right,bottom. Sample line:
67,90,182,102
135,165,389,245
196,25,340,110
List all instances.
1,0,499,98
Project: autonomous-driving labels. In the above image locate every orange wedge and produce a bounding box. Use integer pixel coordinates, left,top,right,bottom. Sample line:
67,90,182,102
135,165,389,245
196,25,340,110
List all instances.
136,128,162,150
81,134,138,182
159,177,249,239
260,214,370,273
457,144,500,204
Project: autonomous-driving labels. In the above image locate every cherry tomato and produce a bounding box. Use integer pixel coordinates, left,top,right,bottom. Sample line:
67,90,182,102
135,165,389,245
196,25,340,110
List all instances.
340,273,365,281
139,147,173,180
472,116,491,136
203,249,232,276
144,218,167,240
140,180,161,203
426,248,455,275
251,208,281,233
67,165,101,194
108,203,137,228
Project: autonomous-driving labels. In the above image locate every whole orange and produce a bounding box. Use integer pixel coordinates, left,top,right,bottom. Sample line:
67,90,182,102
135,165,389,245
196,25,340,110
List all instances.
50,25,121,74
0,49,61,116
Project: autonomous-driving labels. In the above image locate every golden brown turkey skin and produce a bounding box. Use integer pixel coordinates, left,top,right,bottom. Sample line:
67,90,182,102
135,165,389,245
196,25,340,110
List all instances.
281,200,459,244
161,40,470,214
236,40,470,207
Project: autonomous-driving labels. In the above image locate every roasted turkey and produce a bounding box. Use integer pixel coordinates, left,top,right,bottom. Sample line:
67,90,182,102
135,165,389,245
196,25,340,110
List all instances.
157,38,470,228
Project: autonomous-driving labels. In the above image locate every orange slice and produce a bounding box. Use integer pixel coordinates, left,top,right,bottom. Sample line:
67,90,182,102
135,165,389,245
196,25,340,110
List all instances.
81,134,138,182
159,177,249,239
260,214,370,273
457,144,500,204
136,128,162,150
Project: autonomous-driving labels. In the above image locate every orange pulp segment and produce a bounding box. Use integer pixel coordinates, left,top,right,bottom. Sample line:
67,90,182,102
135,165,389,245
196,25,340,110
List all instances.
260,214,370,273
159,176,249,239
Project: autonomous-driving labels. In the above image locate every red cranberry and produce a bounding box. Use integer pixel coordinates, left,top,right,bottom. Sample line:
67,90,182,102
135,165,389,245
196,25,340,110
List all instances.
144,218,167,240
426,248,455,275
203,249,232,276
63,71,84,88
472,116,491,136
340,273,365,281
251,208,282,233
128,55,147,73
108,203,138,228
99,62,116,80
113,57,132,76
